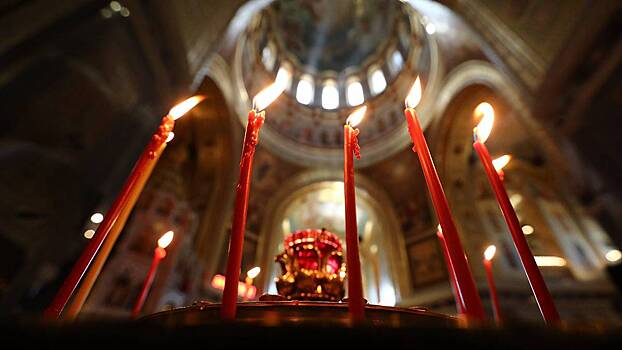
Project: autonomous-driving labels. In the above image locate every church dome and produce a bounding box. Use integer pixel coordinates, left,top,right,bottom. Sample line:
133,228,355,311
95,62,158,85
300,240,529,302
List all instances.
233,0,432,167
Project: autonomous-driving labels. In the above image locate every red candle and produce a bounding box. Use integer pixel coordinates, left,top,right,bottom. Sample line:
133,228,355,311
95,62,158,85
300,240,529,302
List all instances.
132,231,174,318
483,245,501,322
404,77,485,320
44,96,204,319
343,106,367,322
436,226,465,315
221,77,288,320
472,102,559,324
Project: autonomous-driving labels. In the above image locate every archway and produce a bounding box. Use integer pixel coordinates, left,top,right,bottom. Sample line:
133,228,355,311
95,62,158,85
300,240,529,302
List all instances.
255,169,413,305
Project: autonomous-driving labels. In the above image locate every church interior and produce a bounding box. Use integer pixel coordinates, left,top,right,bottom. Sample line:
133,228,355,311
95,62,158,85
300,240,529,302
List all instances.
1,0,622,344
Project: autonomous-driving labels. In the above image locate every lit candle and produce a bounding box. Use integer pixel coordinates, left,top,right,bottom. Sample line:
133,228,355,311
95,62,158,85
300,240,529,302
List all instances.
404,77,485,320
221,74,289,320
44,96,205,320
64,142,165,321
436,225,465,315
483,245,501,322
343,106,367,322
472,102,559,324
244,267,261,301
131,231,174,318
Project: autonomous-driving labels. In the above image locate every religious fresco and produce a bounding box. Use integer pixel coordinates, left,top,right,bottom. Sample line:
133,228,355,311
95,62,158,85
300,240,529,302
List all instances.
268,0,398,71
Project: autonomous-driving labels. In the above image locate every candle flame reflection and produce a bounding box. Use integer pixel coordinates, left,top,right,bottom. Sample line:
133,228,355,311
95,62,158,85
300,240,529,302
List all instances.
404,76,422,109
473,102,494,142
484,245,497,261
492,155,511,172
169,95,206,120
157,230,174,249
346,105,367,127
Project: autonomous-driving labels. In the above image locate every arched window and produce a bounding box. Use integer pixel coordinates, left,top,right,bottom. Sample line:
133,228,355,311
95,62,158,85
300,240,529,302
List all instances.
262,44,276,71
321,80,339,110
389,50,404,75
346,80,365,106
369,68,387,96
296,75,314,105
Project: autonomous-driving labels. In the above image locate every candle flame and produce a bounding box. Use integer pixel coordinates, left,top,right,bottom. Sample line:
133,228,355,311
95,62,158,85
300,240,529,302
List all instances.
484,245,497,261
157,230,174,249
247,266,261,279
253,69,291,112
404,76,422,109
346,105,367,127
169,95,206,120
534,256,567,267
492,155,511,172
473,102,495,142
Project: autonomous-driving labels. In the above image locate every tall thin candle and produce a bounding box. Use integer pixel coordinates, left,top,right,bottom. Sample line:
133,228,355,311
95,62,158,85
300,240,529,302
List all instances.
483,245,501,322
131,231,174,318
404,77,485,320
343,106,367,322
472,102,559,324
436,226,465,314
221,76,289,320
44,96,204,320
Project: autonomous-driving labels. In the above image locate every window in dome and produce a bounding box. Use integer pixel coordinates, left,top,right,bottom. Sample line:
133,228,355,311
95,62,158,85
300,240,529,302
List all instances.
346,80,365,106
369,68,387,96
321,81,339,110
262,44,275,71
389,50,404,75
296,76,314,105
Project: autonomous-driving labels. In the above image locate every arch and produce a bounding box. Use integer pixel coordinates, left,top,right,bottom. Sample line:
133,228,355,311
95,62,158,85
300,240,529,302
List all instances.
255,169,413,304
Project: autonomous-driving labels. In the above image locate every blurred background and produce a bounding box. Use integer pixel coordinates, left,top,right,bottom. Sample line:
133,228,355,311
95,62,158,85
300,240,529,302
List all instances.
0,0,621,325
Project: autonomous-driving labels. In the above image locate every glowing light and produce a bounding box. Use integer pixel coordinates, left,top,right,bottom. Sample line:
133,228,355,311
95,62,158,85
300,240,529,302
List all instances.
534,256,567,267
606,249,622,263
425,23,436,34
492,155,512,172
210,274,257,298
211,274,226,289
405,76,422,109
157,230,174,249
346,81,365,106
261,45,275,71
165,132,175,143
369,69,387,95
109,1,121,11
339,271,346,279
522,224,534,235
90,213,104,224
247,266,261,279
473,102,494,142
83,229,95,239
253,70,290,111
169,95,206,120
346,105,367,127
275,66,292,90
296,76,314,105
510,193,523,207
389,50,404,75
484,245,497,261
321,82,339,110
